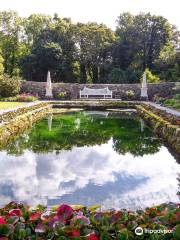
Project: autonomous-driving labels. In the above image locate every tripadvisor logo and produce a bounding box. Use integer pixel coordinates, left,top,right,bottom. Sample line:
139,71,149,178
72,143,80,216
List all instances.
135,227,143,235
135,226,173,235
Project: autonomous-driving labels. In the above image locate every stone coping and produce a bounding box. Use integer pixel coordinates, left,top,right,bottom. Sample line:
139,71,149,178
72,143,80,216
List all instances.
0,102,50,123
0,101,42,115
0,100,179,118
44,100,180,117
144,102,180,117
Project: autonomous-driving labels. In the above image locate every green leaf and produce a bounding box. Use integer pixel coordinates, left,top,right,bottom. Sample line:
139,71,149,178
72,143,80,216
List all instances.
18,229,26,239
174,224,180,239
0,224,13,236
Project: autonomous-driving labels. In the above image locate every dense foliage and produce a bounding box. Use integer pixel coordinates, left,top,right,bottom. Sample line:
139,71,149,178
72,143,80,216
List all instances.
152,82,180,110
0,202,179,239
0,11,179,83
0,74,21,97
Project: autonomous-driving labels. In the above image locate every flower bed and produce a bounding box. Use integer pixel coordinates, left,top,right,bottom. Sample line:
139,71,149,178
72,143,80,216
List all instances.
1,93,39,102
0,202,179,239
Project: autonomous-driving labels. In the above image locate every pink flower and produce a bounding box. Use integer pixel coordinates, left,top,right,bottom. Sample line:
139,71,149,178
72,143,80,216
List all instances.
8,209,22,217
0,216,6,225
35,223,46,233
57,204,74,221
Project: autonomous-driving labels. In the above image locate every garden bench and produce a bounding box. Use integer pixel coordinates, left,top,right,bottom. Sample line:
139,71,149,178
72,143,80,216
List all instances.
80,87,112,99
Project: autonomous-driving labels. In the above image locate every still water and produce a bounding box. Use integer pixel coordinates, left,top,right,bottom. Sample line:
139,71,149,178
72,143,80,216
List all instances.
0,111,179,209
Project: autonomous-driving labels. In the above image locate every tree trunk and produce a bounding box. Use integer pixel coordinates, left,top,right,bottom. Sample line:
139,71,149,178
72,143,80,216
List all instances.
80,63,87,83
92,65,98,83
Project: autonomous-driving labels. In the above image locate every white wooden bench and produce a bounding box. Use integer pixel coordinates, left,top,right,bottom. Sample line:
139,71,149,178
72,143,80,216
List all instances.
80,87,112,99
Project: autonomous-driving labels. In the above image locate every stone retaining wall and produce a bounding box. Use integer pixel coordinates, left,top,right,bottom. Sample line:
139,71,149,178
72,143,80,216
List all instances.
0,103,51,148
141,103,180,126
136,105,180,155
0,102,49,123
21,82,176,100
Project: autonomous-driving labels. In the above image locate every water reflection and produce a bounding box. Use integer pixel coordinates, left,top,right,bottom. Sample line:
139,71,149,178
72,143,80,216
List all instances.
48,113,53,131
140,118,145,132
0,111,179,209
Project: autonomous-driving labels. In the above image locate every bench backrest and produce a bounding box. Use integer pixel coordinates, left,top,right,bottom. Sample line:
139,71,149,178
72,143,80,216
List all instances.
80,87,112,95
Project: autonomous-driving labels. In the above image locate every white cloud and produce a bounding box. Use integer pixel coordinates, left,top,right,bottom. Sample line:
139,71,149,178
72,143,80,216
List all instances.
0,140,179,209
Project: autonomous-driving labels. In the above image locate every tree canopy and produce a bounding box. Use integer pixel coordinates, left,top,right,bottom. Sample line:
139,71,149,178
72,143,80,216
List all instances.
0,11,179,83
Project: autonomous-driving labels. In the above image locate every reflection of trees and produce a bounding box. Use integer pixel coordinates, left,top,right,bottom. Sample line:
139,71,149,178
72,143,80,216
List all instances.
113,136,161,157
5,112,162,157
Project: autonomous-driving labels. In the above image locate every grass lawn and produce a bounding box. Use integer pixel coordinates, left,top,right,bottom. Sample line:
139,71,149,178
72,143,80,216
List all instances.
0,102,27,110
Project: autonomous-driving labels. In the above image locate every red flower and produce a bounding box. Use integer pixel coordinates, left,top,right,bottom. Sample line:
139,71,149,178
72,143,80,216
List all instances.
177,212,180,221
8,209,22,217
0,216,6,225
72,229,80,237
57,204,73,221
87,233,99,240
29,212,42,221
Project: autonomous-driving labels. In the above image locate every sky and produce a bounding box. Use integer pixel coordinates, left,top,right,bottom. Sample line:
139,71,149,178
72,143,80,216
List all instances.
0,0,179,30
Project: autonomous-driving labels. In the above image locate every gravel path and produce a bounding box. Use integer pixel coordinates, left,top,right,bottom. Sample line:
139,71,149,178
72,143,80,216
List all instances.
144,102,180,117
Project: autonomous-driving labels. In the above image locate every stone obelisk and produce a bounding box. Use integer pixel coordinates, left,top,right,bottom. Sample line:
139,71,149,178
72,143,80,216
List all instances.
141,71,148,99
45,71,53,98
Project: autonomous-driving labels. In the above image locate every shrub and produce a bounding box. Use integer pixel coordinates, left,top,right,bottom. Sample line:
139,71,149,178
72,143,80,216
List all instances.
174,94,180,100
125,90,135,99
56,91,69,100
144,68,161,83
17,93,39,102
164,98,177,105
0,74,21,97
153,94,166,104
0,93,38,102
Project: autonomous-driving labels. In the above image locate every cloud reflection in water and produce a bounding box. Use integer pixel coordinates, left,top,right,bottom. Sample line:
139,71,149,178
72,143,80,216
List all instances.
0,138,179,209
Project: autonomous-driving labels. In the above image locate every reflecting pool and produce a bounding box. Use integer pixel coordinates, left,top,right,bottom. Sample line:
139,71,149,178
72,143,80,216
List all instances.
0,111,179,209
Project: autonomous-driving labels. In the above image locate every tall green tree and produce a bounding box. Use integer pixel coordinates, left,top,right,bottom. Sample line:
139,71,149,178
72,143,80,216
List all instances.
154,43,180,81
75,23,115,83
23,14,52,46
21,42,63,81
21,16,77,82
114,12,173,71
0,49,4,75
0,11,23,76
0,10,178,83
